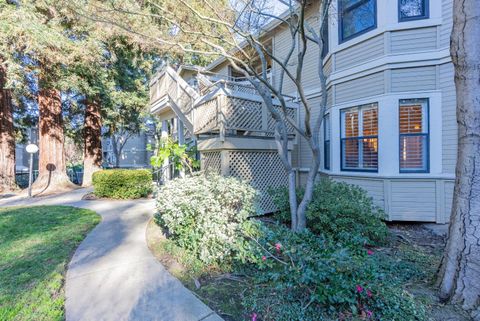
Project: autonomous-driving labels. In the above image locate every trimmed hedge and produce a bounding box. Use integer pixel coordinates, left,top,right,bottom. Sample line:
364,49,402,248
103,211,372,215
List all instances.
92,169,152,199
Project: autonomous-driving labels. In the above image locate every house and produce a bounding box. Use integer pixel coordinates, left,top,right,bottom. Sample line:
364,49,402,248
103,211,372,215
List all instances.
102,132,154,168
149,0,455,223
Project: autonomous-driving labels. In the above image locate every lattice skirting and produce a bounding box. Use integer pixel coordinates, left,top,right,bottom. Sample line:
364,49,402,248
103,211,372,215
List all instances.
200,151,221,174
201,150,287,214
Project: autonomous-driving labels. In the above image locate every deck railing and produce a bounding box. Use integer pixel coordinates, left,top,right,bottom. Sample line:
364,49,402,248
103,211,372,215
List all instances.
193,91,297,137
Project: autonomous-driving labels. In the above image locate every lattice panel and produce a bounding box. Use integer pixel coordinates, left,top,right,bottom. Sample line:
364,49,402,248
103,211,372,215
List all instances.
201,151,221,174
225,97,263,131
194,98,218,134
268,105,296,135
226,82,258,95
228,151,287,214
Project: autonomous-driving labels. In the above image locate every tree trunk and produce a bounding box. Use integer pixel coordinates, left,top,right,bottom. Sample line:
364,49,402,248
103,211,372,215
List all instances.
31,87,75,194
82,98,102,186
0,61,16,193
296,154,320,231
111,135,121,168
437,1,480,319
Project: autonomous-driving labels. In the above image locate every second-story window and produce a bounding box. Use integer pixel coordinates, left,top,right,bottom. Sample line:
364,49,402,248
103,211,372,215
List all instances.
324,114,331,170
399,0,429,21
339,0,377,43
321,16,329,58
341,103,378,171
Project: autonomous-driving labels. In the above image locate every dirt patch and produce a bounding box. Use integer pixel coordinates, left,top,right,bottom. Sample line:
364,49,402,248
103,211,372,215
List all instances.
387,223,472,321
146,220,186,275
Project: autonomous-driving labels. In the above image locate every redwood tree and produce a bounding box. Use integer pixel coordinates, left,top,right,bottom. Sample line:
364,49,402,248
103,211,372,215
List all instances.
31,80,75,194
0,61,16,193
82,98,102,186
437,0,480,319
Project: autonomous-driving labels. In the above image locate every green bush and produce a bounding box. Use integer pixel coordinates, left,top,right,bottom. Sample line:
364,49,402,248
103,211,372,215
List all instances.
238,224,427,321
271,178,388,248
92,169,152,199
154,173,258,265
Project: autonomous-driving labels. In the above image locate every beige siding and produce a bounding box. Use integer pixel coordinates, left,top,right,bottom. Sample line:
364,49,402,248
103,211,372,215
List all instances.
390,27,437,53
440,0,453,48
389,181,437,221
439,63,457,173
336,72,385,104
301,9,322,90
302,44,321,90
273,26,297,94
335,35,384,71
209,60,231,77
324,56,332,78
296,96,322,168
332,176,385,209
326,87,333,107
444,180,455,220
391,66,436,92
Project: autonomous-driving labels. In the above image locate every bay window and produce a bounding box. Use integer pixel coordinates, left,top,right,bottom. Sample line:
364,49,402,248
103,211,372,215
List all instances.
341,103,378,171
399,99,429,173
339,0,377,42
399,0,429,21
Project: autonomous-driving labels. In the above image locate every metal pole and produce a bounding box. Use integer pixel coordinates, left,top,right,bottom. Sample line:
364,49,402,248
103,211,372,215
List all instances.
28,152,33,198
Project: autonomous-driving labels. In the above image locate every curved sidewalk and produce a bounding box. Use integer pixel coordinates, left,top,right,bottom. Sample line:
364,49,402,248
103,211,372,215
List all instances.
0,189,223,321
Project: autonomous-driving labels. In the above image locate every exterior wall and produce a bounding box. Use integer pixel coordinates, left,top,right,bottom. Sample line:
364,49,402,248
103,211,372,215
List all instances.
209,61,231,78
102,132,153,168
277,0,455,223
149,0,456,223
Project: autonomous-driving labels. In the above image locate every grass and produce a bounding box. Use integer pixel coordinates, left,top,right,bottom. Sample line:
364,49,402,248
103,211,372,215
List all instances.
0,206,100,321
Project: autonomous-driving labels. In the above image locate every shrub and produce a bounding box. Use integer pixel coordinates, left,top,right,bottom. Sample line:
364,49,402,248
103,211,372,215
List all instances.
271,178,388,248
238,224,427,321
92,169,152,199
154,173,258,265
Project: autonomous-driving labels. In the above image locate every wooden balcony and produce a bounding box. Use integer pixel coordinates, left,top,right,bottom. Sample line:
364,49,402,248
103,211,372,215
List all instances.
194,82,298,140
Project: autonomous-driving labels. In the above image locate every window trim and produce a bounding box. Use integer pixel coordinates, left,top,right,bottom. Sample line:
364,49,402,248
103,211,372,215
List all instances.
340,103,379,173
324,114,330,170
398,0,429,22
398,98,430,173
338,0,377,43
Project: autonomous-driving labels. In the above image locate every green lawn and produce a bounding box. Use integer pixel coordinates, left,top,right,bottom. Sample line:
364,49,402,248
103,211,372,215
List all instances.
0,206,100,321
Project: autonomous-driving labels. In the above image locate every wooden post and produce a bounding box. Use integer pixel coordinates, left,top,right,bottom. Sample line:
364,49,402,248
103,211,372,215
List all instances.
177,117,185,145
220,150,229,176
161,120,171,180
261,101,268,135
218,95,226,142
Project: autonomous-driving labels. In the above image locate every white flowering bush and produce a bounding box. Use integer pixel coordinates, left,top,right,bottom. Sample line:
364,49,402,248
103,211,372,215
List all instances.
155,173,258,265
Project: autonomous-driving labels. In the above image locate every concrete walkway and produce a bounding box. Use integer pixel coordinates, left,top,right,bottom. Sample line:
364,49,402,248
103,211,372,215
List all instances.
0,189,223,321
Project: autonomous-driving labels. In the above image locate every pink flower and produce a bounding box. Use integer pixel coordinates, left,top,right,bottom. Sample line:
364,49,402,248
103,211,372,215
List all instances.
367,249,374,255
252,313,257,321
275,243,282,251
367,310,373,318
367,289,372,297
356,285,363,293
261,256,267,261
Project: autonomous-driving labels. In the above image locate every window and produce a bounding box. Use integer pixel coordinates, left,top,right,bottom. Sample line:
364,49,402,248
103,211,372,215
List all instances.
324,114,331,170
399,0,428,21
321,16,329,58
339,0,377,42
341,103,378,171
399,99,429,172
